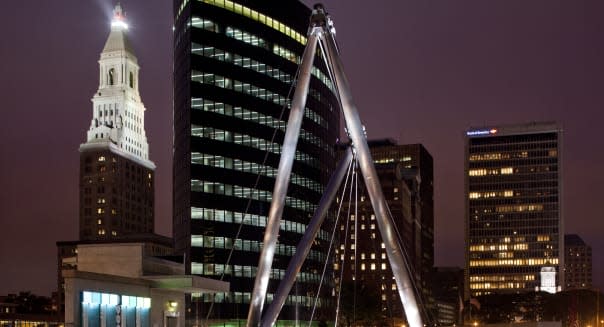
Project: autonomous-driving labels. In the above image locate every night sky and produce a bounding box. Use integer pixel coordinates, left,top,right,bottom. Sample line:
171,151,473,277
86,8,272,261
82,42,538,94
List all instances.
1,1,603,296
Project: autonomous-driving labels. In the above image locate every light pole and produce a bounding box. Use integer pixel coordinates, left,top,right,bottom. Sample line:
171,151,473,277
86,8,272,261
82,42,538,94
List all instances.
597,289,600,327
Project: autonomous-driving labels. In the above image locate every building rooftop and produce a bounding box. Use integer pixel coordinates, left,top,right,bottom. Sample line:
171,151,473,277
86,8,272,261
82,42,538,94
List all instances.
565,234,587,246
466,121,561,138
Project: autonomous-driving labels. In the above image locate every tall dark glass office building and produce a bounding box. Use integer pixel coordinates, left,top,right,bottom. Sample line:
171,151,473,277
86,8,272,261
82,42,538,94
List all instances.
173,0,340,325
465,122,563,297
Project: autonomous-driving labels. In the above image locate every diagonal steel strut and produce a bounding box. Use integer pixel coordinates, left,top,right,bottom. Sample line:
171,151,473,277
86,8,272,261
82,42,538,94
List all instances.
260,147,353,327
245,23,322,327
319,23,424,327
246,5,424,327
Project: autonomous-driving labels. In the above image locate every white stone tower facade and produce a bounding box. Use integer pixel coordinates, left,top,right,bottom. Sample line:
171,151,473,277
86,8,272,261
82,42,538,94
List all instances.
83,4,152,166
78,4,155,241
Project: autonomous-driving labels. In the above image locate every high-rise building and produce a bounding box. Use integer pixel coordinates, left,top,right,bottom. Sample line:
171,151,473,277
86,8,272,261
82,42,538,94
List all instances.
465,122,563,297
172,0,339,324
79,4,155,240
57,5,164,318
336,140,434,322
564,234,592,289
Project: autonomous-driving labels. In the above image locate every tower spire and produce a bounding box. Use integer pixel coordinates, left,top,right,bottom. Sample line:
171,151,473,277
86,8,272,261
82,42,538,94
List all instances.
111,3,128,30
81,3,153,167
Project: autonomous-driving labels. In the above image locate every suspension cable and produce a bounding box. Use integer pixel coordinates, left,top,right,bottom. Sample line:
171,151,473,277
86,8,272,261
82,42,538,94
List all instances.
365,202,395,324
307,151,354,326
353,159,358,325
334,153,358,327
386,203,432,325
318,37,343,111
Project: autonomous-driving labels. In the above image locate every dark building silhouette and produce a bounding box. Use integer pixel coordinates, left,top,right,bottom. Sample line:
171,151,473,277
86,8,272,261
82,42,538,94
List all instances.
564,234,592,289
336,140,434,323
430,267,464,326
172,0,339,324
0,292,62,327
465,122,563,297
78,152,154,239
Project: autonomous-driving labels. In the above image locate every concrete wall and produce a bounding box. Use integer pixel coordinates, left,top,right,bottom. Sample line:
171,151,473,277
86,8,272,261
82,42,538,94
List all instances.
77,244,144,278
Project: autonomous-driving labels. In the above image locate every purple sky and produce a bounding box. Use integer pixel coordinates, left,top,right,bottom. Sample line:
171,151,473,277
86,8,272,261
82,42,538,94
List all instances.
1,1,603,296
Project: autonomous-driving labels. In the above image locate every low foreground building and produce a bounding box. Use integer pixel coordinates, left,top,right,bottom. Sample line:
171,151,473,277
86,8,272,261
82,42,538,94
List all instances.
62,243,228,327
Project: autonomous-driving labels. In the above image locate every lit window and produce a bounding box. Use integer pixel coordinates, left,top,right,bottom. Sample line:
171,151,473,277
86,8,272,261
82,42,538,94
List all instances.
468,169,487,176
500,167,513,174
371,263,376,271
381,263,387,270
98,156,106,162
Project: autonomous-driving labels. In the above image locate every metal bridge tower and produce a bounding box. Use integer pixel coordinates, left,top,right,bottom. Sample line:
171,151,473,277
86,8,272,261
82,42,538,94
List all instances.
245,6,424,327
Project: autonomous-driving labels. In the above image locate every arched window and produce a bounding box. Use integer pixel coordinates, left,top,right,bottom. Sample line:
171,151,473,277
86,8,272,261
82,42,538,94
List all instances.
129,72,134,88
109,68,115,85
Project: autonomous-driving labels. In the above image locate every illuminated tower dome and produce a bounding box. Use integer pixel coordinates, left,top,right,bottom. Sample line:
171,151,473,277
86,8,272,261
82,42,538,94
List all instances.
79,4,156,240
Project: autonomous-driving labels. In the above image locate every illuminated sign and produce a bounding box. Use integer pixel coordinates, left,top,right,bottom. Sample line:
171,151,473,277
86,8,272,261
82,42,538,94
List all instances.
466,129,498,136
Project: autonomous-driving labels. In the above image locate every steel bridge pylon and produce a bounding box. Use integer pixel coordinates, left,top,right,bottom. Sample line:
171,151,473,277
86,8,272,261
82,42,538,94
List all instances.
246,5,424,327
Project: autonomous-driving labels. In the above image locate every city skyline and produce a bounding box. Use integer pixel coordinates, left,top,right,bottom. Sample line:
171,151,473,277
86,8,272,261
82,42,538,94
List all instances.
1,0,603,296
